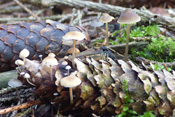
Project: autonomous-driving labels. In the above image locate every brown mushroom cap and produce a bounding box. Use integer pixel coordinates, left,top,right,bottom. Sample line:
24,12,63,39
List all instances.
62,31,85,41
62,39,74,46
100,13,114,23
60,71,81,88
41,53,58,66
68,47,80,54
117,9,141,24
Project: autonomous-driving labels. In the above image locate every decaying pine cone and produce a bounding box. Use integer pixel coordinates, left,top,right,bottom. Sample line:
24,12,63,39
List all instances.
0,20,89,72
16,51,175,116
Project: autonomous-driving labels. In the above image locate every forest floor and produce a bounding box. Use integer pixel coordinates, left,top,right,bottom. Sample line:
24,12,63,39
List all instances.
1,0,175,116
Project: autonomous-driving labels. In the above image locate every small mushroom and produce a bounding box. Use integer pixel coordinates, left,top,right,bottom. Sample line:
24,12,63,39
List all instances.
39,54,43,61
15,59,24,72
42,53,58,81
41,53,58,66
117,9,141,61
66,65,71,75
15,59,24,66
8,78,23,88
62,31,85,69
68,47,80,54
19,49,30,61
61,61,68,66
8,78,23,101
20,72,25,76
64,56,69,60
60,71,81,104
62,39,74,46
91,19,104,36
24,73,30,79
23,73,36,86
100,13,114,46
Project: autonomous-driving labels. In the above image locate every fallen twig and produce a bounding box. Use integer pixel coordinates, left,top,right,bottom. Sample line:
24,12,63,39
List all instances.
13,0,41,20
0,5,32,14
22,0,175,32
0,85,28,95
108,41,149,54
0,15,68,22
0,1,16,10
0,94,33,102
131,35,175,42
0,99,41,114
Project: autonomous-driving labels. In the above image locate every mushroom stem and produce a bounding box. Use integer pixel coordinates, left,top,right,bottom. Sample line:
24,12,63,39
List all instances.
67,69,70,75
72,40,76,69
15,88,21,103
50,65,53,81
96,27,99,37
124,24,131,61
69,88,73,104
26,78,36,86
104,22,109,46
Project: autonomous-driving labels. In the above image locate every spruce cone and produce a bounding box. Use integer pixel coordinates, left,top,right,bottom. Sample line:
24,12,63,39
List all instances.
17,51,175,116
0,20,88,72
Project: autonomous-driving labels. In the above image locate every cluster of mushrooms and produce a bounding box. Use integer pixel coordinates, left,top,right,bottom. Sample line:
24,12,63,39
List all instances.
99,9,140,61
13,31,86,104
12,8,140,105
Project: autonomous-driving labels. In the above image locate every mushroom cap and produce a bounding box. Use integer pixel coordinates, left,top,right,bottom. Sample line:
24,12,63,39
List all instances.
48,53,56,58
19,49,30,59
62,31,85,41
117,9,141,24
100,13,114,23
62,61,68,66
64,56,69,59
15,59,24,66
68,47,80,54
24,73,31,79
42,53,58,66
60,71,81,88
91,20,104,27
66,65,71,70
8,78,23,88
62,39,74,46
20,72,25,76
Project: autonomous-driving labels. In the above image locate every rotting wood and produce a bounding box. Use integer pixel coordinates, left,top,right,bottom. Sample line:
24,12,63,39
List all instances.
21,0,175,32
